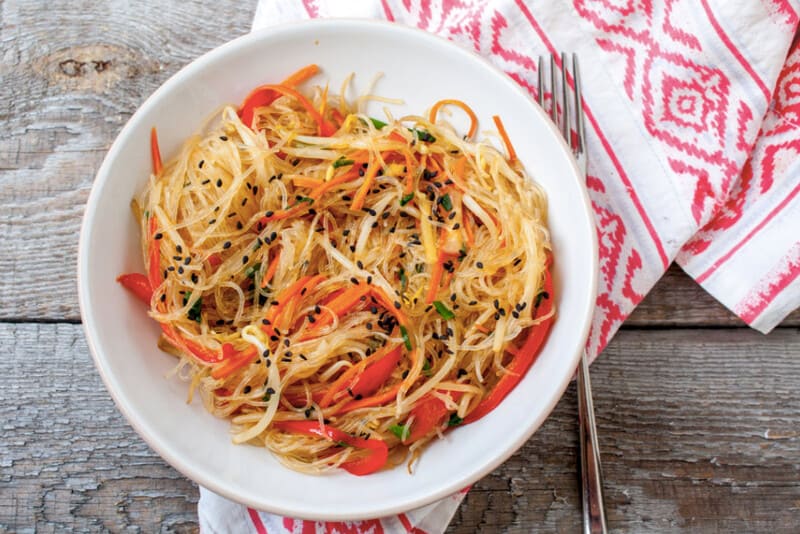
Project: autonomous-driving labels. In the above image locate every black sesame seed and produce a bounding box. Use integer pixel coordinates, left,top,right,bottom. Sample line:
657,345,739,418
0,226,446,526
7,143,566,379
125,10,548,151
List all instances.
469,300,478,306
457,368,467,378
370,306,378,314
308,315,316,323
453,223,461,230
283,338,290,347
184,257,191,265
350,277,359,285
342,229,351,236
493,299,500,309
208,218,216,225
265,210,274,217
216,319,225,325
243,385,251,393
219,135,228,141
236,221,243,230
512,311,520,319
476,262,484,269
223,241,231,249
216,178,223,187
198,160,205,169
242,255,249,264
154,233,163,240
393,301,401,309
356,260,364,269
494,312,500,321
160,294,166,302
252,186,259,195
450,294,457,302
499,308,506,316
167,266,175,272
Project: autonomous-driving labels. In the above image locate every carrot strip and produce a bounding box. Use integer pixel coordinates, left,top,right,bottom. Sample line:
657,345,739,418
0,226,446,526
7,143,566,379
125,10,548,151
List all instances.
281,64,320,87
331,108,345,128
147,217,161,290
309,167,361,199
211,344,258,380
350,161,381,211
429,99,478,138
463,213,475,247
290,176,322,188
425,250,447,305
335,384,402,415
255,84,337,136
301,283,371,339
261,248,281,288
475,323,490,334
150,127,162,175
492,115,517,162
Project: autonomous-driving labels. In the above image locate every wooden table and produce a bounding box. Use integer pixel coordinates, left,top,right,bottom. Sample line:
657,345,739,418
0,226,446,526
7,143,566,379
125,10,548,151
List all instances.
2,2,798,532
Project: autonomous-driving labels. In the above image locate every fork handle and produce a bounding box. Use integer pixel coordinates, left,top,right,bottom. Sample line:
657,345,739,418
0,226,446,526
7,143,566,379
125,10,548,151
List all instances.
577,350,608,534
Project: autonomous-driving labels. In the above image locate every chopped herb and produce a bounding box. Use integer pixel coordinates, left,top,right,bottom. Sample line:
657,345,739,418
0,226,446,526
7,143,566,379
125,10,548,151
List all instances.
448,413,463,427
399,325,412,350
389,423,410,441
415,129,436,143
368,117,388,129
335,440,351,448
400,192,414,206
245,262,262,279
332,157,354,169
415,263,425,273
422,359,433,377
183,292,202,323
433,301,455,320
398,267,407,291
439,193,453,211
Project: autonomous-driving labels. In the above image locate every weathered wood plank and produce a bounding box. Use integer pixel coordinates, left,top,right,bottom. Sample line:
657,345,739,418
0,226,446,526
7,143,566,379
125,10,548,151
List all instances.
0,0,255,322
2,323,798,532
627,263,800,327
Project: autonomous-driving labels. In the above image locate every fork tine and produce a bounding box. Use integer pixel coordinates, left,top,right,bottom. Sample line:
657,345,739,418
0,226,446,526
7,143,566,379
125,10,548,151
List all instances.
549,54,557,123
537,56,544,108
573,53,586,155
560,52,571,145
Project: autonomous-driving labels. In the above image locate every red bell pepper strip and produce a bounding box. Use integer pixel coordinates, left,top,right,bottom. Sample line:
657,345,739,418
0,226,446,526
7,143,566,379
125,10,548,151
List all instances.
463,265,554,424
117,272,153,304
273,420,389,476
349,345,403,399
318,344,401,408
403,391,463,444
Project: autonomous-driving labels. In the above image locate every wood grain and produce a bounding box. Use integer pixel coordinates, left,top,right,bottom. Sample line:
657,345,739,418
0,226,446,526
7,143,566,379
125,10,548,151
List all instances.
0,0,255,322
2,323,798,532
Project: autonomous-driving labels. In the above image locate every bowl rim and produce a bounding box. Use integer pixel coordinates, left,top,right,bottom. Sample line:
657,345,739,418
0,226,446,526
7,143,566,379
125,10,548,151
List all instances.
78,17,598,520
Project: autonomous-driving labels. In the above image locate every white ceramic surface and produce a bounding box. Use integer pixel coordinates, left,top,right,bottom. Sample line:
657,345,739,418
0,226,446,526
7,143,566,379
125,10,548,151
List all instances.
78,19,597,521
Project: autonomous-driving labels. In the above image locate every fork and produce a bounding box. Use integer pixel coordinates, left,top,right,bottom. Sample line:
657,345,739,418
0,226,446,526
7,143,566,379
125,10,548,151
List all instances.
539,53,608,534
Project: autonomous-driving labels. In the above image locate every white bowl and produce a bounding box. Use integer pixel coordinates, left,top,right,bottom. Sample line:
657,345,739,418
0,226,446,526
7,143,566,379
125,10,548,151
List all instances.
78,19,597,521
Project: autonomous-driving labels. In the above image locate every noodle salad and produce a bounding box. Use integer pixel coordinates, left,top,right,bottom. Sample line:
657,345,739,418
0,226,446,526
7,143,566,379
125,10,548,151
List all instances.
117,64,554,476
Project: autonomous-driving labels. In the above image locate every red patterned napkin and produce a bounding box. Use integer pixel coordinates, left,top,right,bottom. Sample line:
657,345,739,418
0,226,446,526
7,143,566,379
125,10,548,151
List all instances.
199,1,800,532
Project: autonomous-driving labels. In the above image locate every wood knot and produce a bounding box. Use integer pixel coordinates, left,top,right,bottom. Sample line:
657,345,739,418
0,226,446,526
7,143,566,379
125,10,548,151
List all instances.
34,44,154,92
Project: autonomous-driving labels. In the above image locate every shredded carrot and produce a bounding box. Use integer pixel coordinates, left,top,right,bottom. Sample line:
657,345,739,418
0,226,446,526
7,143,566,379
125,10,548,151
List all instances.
290,176,323,188
334,384,402,415
261,248,281,288
262,275,316,335
492,115,517,163
429,99,479,139
150,127,162,175
147,217,161,290
425,250,446,304
211,344,258,380
350,160,381,211
301,283,371,339
405,153,424,195
256,84,337,136
463,213,475,247
310,167,361,199
281,64,320,87
475,324,490,334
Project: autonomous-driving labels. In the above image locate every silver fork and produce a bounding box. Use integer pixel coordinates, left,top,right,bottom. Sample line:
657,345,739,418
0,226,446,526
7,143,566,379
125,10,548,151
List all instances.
539,53,608,534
